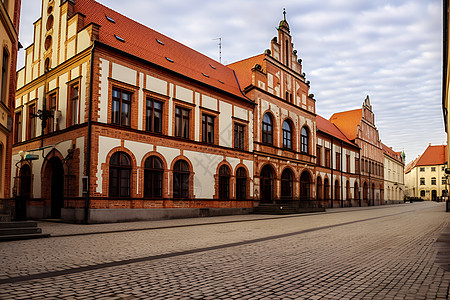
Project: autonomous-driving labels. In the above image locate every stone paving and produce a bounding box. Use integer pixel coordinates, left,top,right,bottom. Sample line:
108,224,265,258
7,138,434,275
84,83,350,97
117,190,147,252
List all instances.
0,202,449,299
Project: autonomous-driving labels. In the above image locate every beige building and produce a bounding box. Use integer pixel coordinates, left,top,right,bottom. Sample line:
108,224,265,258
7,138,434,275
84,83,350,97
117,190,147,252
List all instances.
0,0,20,220
382,143,405,203
405,145,447,201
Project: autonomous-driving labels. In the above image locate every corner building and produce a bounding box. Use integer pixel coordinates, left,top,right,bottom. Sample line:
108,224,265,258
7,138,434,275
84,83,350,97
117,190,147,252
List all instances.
0,0,20,220
13,0,255,223
228,18,316,207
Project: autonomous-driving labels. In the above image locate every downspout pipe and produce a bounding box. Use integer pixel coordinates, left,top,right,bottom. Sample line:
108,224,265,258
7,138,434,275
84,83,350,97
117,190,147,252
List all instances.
84,43,96,223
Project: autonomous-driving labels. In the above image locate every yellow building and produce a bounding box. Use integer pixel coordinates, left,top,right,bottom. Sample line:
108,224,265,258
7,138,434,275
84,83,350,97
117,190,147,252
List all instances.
405,145,447,201
0,0,20,220
444,1,450,178
382,143,405,204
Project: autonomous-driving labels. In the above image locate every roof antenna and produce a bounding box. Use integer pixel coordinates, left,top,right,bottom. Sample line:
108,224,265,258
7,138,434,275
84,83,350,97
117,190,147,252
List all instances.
213,38,222,63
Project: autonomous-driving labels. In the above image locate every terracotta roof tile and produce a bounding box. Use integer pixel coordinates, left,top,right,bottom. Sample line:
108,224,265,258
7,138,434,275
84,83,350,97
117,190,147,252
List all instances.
382,143,403,164
415,145,447,167
329,109,362,141
74,0,245,99
227,54,265,89
316,115,359,148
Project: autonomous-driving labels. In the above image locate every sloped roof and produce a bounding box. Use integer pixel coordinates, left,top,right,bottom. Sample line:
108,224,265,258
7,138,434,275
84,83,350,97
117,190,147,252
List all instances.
227,54,265,90
415,145,447,167
316,115,359,148
329,109,362,141
73,0,246,100
405,156,421,174
382,143,403,164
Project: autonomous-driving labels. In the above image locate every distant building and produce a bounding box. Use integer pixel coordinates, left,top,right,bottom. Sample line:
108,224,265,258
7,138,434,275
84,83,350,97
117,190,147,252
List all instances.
330,96,384,206
0,0,20,220
382,143,405,203
405,145,447,200
316,115,361,208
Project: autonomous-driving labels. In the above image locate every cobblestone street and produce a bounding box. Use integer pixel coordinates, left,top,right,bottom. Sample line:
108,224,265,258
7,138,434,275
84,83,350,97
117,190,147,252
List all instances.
0,202,449,299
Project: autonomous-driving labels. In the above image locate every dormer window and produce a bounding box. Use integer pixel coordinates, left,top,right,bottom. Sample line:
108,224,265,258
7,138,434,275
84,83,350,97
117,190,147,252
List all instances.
106,16,115,23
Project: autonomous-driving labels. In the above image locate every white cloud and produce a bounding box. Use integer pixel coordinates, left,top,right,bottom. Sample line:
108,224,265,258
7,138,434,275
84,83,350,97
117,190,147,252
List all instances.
18,0,444,162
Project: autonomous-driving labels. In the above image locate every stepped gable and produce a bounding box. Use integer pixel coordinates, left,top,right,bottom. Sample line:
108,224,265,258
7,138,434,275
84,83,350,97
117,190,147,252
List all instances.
329,109,363,141
73,0,246,99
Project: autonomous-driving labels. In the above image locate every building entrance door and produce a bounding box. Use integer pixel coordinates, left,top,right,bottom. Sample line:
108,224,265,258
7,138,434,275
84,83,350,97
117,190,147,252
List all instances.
432,190,437,201
16,164,31,220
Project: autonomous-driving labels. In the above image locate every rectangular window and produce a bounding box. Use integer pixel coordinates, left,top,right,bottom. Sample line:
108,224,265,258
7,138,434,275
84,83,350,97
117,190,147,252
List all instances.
14,111,22,143
420,178,425,185
1,50,8,103
111,88,131,126
47,93,57,133
431,177,436,185
325,149,331,168
28,104,36,139
202,114,215,143
316,146,322,166
175,106,190,139
68,84,79,126
431,167,436,172
355,158,360,173
336,153,341,171
442,177,447,185
420,167,425,172
146,98,162,133
234,123,245,150
346,154,350,173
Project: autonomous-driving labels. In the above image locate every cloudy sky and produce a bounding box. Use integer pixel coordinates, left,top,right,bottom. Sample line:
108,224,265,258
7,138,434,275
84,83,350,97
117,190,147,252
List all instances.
18,0,444,163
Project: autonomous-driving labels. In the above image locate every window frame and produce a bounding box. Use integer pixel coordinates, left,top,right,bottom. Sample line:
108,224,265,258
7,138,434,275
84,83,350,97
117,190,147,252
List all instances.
46,92,57,133
173,160,190,199
236,167,247,200
300,126,309,154
262,113,273,145
27,102,36,139
202,113,215,144
282,120,293,150
109,152,132,198
67,82,80,127
1,48,9,103
281,168,294,200
175,106,190,139
218,165,231,199
420,177,425,185
14,110,22,143
111,88,132,127
145,97,163,134
143,156,164,198
233,122,245,150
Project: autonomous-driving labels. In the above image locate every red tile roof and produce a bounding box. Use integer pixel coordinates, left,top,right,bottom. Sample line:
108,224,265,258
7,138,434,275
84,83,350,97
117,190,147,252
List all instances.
316,115,359,148
405,156,420,174
381,143,403,164
74,0,246,100
415,145,447,167
329,109,362,141
227,54,265,89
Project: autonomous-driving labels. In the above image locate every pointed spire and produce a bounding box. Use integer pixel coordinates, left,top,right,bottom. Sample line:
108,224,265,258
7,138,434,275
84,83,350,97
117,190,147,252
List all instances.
283,8,286,21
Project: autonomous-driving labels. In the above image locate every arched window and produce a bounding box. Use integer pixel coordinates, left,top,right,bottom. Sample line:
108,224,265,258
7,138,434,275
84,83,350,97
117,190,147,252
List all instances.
431,177,437,185
301,127,309,154
144,156,163,197
317,176,322,201
282,120,292,149
324,178,330,200
219,165,231,199
262,113,273,144
300,171,311,201
335,180,340,200
260,165,274,202
346,180,351,200
354,181,359,200
281,169,293,199
420,190,425,197
109,152,131,197
363,182,368,200
173,160,189,199
236,167,247,200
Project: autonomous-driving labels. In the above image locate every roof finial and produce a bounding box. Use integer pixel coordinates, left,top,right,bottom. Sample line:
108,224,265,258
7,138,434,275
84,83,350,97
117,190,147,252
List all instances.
283,8,286,21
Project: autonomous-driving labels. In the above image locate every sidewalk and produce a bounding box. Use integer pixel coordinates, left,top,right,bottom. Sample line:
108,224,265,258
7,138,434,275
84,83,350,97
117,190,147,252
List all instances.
37,202,415,237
